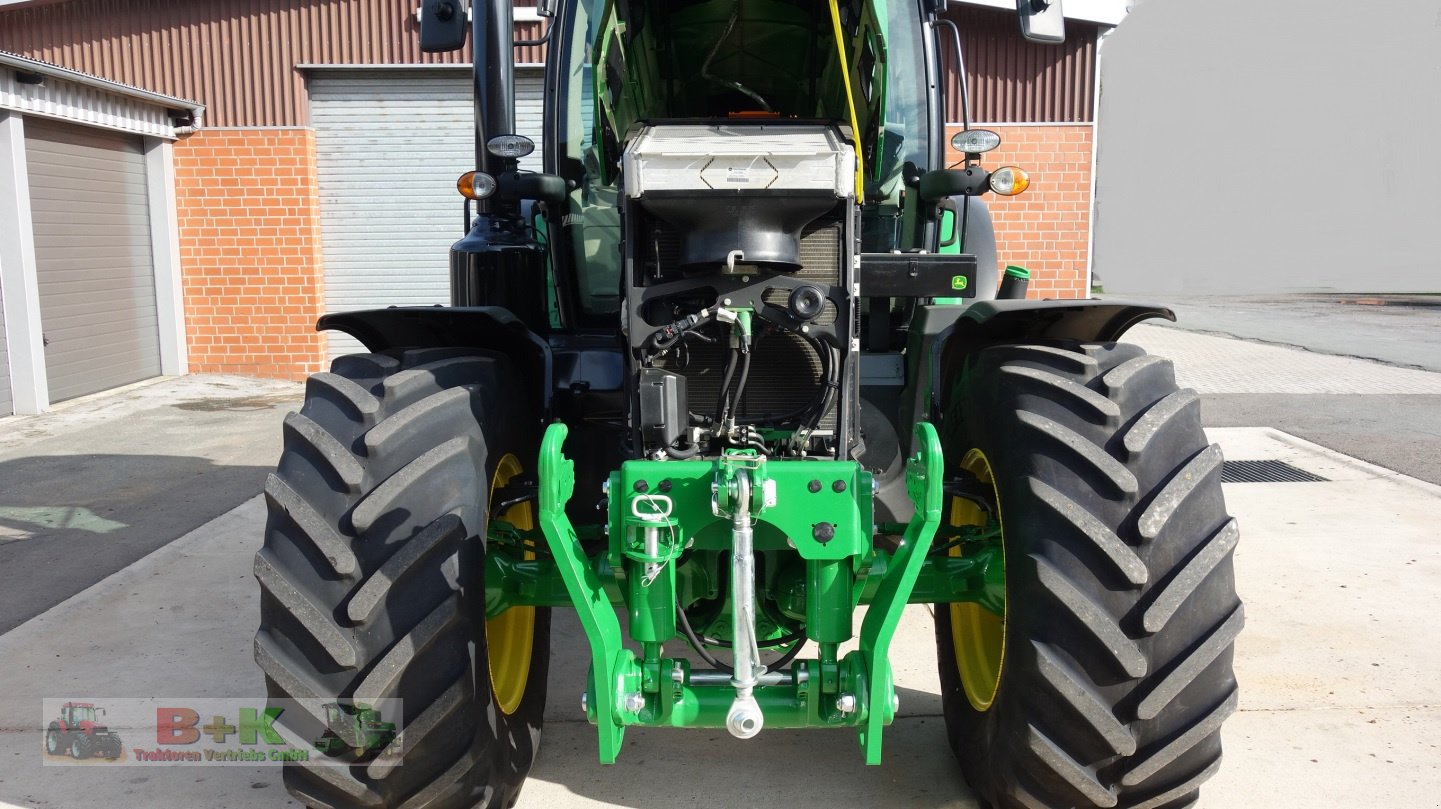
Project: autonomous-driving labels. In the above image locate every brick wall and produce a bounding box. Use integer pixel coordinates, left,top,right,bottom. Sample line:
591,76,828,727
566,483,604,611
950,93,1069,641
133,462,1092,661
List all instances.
173,129,327,380
945,124,1094,299
164,124,1090,383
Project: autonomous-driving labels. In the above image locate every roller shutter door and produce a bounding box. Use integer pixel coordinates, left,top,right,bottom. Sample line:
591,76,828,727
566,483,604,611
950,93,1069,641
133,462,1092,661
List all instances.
310,67,544,358
25,118,160,403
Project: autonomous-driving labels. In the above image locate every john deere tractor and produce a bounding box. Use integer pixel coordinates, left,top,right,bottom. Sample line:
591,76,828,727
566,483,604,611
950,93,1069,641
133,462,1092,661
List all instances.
253,1,1242,807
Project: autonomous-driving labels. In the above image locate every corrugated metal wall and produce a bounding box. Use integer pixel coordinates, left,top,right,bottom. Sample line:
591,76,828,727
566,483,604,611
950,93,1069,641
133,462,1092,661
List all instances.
1,1,1096,128
942,6,1099,123
0,0,547,128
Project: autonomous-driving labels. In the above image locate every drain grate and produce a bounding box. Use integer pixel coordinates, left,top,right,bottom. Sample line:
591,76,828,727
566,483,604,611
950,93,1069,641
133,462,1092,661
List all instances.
1221,460,1328,483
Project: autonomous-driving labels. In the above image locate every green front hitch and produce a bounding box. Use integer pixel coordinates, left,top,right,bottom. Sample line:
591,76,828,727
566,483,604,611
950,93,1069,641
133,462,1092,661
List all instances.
536,423,630,763
533,421,945,763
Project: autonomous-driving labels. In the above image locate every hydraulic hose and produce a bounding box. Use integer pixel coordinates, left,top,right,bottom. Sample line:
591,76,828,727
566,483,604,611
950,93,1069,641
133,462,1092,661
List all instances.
716,346,739,426
677,598,734,674
701,0,772,112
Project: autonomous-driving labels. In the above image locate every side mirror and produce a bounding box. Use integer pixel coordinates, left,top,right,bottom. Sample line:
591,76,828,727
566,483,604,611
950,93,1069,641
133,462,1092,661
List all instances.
419,0,469,53
500,172,569,205
1016,0,1066,44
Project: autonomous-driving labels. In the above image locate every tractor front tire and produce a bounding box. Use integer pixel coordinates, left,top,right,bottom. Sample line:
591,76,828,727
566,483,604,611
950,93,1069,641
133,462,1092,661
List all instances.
255,349,550,809
44,724,64,757
935,342,1242,809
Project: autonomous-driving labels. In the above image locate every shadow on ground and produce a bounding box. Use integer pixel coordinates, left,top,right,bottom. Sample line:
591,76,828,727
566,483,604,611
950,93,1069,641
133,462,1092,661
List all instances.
0,454,271,633
524,684,974,809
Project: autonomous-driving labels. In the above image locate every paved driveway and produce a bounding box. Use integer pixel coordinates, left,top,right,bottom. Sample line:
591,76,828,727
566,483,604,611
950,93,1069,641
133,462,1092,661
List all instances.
0,376,300,633
4,330,1441,808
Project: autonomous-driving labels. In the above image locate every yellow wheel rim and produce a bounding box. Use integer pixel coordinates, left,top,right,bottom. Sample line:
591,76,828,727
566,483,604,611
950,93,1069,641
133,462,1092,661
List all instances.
486,453,535,716
948,449,1007,712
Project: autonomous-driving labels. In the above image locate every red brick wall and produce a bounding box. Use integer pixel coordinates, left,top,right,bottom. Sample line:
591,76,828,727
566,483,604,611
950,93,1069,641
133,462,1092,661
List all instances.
174,129,327,380
165,124,1090,383
945,124,1094,299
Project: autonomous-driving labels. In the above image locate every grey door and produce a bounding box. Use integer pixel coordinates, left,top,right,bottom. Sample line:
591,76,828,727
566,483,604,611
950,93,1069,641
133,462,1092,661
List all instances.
309,67,545,358
25,118,159,403
0,280,11,415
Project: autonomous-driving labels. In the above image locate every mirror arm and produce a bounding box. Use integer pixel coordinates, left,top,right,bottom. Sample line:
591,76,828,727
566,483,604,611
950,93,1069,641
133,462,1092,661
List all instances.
930,18,971,135
514,17,554,48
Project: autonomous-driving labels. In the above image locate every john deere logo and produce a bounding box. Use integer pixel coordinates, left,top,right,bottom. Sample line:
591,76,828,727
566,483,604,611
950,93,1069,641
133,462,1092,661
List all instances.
951,276,968,290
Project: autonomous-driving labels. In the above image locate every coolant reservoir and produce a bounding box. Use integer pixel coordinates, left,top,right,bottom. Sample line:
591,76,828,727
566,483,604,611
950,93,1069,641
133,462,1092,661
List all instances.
623,124,855,271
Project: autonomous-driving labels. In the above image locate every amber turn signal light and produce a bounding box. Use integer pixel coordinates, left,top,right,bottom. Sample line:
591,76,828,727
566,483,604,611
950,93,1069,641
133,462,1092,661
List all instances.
456,171,497,200
989,166,1031,196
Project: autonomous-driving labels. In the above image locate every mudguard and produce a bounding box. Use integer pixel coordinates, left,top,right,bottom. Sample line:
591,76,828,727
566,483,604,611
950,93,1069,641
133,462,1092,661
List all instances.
318,306,553,412
904,299,1176,444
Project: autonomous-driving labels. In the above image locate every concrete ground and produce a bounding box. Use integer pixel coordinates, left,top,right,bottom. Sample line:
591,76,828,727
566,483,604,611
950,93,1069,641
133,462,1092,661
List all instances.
0,375,301,633
1128,323,1441,486
1091,291,1441,373
3,327,1441,808
1157,294,1441,374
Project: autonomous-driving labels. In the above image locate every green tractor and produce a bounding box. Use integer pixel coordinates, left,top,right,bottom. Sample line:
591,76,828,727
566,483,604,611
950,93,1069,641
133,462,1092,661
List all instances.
253,1,1242,807
312,702,399,758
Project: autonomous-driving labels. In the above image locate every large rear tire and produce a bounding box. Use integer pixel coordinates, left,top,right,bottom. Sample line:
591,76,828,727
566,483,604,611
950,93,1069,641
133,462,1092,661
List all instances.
255,349,550,809
935,342,1242,809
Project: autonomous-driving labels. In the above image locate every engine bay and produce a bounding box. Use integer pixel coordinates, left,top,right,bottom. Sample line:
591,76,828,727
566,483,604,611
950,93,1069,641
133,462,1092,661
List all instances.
621,123,859,461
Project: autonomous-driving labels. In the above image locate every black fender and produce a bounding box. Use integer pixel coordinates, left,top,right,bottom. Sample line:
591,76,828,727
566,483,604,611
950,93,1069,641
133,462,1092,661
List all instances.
904,299,1176,443
318,306,553,414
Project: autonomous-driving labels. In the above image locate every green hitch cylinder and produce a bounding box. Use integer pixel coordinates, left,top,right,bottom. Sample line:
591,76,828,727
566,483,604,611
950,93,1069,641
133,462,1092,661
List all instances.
626,562,676,643
805,559,854,643
621,497,680,644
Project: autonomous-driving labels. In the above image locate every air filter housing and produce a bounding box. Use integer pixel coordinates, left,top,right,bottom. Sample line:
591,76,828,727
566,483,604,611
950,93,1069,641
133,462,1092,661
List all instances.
623,124,854,271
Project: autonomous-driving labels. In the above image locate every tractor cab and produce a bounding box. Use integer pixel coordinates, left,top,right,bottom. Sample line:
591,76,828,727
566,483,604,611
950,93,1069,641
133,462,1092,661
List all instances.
61,702,99,726
539,0,1011,329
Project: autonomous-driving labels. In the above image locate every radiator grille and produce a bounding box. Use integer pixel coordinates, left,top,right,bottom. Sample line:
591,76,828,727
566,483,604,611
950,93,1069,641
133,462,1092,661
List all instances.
655,329,834,429
648,220,842,433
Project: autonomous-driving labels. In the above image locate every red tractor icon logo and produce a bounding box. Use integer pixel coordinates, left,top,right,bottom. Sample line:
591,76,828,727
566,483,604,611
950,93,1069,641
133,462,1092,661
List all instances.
46,702,123,760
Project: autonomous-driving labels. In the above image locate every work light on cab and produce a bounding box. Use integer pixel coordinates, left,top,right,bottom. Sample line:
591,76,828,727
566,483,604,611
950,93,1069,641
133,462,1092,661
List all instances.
486,134,535,159
950,129,1002,154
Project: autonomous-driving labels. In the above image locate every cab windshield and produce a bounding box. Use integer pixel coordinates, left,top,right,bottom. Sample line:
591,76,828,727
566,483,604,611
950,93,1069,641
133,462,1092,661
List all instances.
547,0,935,315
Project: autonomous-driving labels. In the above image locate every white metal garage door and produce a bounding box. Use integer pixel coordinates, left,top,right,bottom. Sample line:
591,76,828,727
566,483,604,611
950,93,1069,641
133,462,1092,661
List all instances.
310,67,544,358
25,118,159,403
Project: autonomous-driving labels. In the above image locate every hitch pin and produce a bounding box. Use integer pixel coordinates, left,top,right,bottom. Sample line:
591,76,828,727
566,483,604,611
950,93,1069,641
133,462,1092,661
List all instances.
631,494,673,582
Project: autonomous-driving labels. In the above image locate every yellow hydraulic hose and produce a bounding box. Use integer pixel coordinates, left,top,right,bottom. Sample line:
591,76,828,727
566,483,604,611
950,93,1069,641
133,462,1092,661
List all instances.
827,0,866,200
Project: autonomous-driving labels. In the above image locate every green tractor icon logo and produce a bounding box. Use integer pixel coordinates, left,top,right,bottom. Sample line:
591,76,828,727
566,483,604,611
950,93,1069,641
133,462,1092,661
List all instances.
312,703,397,757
